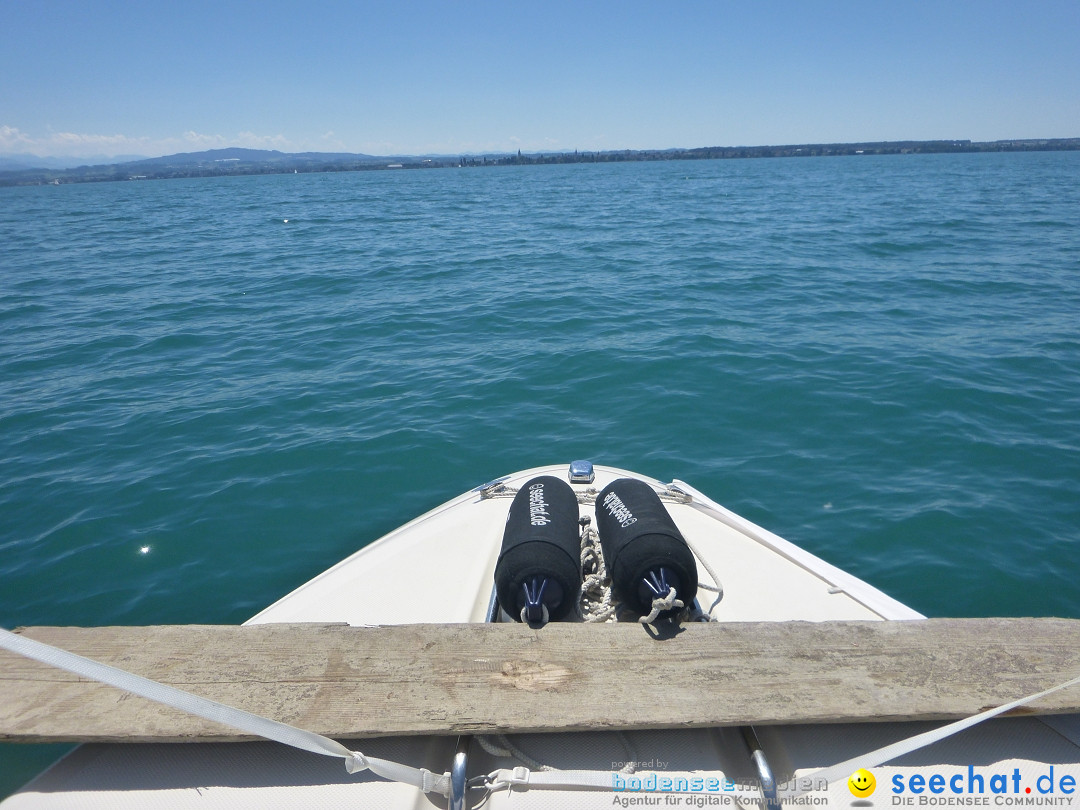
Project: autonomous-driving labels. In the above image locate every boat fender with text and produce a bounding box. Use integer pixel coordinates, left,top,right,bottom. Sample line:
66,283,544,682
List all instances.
494,475,581,623
595,477,698,619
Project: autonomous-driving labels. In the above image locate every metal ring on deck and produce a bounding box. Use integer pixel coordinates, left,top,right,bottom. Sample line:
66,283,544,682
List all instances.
449,736,470,810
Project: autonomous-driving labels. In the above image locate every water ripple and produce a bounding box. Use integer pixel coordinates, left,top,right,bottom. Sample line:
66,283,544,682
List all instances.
1,152,1078,645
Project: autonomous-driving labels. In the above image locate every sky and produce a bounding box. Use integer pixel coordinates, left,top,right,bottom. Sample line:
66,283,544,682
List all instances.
2,0,1078,161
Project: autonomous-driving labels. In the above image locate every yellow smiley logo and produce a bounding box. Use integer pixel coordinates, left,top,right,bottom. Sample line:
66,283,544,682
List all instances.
848,768,876,798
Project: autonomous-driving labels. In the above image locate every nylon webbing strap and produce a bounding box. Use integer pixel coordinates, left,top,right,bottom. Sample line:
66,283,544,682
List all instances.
0,627,450,797
790,671,1080,798
483,672,1080,798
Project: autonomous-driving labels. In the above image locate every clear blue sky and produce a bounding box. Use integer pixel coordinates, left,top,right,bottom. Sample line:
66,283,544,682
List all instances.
2,0,1078,159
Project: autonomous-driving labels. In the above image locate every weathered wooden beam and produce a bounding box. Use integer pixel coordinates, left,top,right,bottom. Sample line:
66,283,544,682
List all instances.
1,619,1078,743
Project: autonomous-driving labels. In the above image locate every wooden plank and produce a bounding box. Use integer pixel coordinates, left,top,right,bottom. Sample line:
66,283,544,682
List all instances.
1,619,1079,743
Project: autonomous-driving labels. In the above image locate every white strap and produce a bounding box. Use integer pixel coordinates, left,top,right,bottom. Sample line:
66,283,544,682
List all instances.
488,767,612,790
483,671,1080,799
789,670,1080,797
0,627,450,797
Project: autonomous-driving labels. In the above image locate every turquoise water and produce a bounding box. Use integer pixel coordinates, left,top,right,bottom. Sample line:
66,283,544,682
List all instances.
2,152,1079,793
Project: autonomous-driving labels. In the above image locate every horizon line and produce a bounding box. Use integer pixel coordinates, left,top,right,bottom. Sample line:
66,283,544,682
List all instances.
4,135,1080,165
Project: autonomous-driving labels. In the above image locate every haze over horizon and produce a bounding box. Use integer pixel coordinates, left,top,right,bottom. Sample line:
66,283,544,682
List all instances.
2,0,1078,162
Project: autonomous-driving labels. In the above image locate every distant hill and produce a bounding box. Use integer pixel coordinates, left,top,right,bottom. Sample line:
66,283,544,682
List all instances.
127,148,289,167
124,148,379,168
0,153,149,171
0,148,400,185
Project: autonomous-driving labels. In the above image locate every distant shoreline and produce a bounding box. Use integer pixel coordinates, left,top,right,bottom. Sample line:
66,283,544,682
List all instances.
2,138,1078,187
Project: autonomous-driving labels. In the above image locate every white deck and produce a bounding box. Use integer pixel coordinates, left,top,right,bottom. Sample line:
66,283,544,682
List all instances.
246,464,915,626
5,464,1077,809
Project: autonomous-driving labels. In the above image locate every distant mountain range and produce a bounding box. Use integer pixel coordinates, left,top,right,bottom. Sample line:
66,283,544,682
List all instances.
2,140,1078,186
0,153,150,171
0,147,435,185
0,148,384,172
124,147,382,168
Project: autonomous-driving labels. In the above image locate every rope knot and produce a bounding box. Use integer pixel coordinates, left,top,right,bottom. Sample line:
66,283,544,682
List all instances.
519,602,550,626
639,586,684,624
345,752,370,774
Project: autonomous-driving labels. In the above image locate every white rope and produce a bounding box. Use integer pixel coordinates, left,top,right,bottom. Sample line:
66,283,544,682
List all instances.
479,730,638,776
638,586,685,624
477,731,640,779
0,627,451,797
476,732,558,775
683,534,723,617
579,525,618,623
615,730,640,774
684,535,723,597
475,734,513,758
662,483,723,607
492,734,550,772
519,603,549,625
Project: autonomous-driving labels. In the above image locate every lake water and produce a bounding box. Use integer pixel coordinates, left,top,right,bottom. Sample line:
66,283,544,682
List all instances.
1,151,1078,794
